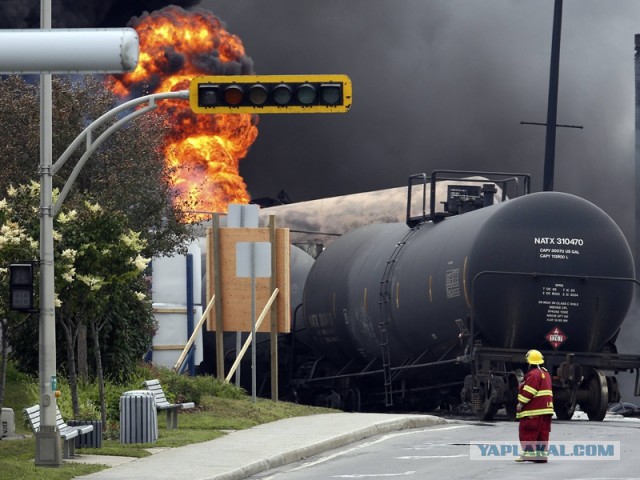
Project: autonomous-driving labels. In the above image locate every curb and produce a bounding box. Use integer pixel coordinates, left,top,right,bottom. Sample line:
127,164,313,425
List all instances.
210,415,449,480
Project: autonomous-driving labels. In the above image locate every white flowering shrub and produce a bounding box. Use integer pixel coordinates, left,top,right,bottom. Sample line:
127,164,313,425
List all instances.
0,188,38,319
4,184,156,392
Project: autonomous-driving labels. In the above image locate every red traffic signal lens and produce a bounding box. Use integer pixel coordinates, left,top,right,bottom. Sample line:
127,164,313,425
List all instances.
223,85,244,106
320,83,342,105
272,84,293,105
296,83,317,105
248,84,268,105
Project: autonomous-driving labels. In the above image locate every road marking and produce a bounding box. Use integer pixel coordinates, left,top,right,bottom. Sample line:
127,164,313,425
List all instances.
299,425,469,470
259,424,471,479
396,455,467,459
333,472,416,478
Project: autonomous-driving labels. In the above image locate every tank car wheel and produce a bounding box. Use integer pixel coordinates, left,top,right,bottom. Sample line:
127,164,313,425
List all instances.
344,388,361,412
554,402,575,420
314,390,342,409
480,388,499,421
505,373,520,421
481,401,498,421
583,369,608,421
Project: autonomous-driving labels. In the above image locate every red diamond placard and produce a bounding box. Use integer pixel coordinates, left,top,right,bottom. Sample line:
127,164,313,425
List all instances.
545,326,567,349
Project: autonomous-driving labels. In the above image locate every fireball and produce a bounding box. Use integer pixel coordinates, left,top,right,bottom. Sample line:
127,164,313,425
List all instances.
108,6,258,217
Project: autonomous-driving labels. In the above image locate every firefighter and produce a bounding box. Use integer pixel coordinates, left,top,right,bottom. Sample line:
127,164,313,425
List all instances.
515,349,554,463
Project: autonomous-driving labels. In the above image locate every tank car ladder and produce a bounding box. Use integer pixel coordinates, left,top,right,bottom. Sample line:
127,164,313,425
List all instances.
379,227,419,407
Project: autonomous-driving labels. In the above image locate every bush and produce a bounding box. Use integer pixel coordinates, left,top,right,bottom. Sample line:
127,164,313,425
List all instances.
145,365,246,405
4,361,31,384
9,360,249,435
20,376,100,421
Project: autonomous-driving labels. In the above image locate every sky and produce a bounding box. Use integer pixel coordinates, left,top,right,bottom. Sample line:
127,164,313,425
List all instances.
2,0,638,239
198,0,640,241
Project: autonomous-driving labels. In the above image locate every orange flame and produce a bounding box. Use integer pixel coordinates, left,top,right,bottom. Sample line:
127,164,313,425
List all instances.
108,6,257,218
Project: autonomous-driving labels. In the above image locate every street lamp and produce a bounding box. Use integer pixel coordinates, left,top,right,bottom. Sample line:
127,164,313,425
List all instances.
0,29,139,73
0,5,139,465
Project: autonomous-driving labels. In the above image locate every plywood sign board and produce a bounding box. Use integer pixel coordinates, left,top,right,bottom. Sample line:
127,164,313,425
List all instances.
207,227,290,333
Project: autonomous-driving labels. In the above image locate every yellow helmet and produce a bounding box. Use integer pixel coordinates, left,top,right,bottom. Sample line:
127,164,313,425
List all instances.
526,349,544,365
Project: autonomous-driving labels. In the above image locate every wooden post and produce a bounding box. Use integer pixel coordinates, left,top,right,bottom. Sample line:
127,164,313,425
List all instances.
225,288,279,383
269,215,279,401
213,214,225,380
173,294,215,373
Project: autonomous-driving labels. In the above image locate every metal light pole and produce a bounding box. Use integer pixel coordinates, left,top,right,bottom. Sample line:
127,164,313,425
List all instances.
1,13,144,464
37,91,186,465
36,0,59,465
29,0,138,466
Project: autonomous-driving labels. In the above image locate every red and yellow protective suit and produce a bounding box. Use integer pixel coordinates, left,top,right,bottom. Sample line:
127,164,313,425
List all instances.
516,365,554,462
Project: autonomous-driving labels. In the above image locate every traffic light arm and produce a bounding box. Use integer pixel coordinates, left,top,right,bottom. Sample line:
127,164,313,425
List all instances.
52,90,189,216
190,74,352,114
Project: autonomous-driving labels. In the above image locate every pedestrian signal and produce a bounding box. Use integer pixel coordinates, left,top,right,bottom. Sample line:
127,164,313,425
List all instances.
9,262,34,311
189,74,352,114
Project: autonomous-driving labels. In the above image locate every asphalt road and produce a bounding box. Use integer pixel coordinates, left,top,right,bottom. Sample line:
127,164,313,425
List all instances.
248,414,640,480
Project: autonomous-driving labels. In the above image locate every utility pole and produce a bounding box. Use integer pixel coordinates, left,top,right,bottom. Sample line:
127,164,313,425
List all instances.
521,0,582,191
542,0,563,192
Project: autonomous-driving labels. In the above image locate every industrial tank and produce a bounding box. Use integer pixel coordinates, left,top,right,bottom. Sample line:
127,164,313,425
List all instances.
302,191,635,368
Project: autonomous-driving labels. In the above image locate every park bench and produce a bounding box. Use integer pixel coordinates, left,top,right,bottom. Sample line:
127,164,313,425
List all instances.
23,404,94,459
142,379,195,429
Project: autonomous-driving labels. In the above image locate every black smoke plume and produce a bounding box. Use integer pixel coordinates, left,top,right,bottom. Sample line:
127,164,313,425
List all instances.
113,6,254,99
0,0,201,28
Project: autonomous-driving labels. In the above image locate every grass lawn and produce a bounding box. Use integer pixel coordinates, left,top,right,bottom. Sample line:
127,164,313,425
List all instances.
1,383,334,480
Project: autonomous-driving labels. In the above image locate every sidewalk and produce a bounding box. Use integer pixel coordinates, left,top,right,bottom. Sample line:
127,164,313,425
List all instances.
73,412,448,480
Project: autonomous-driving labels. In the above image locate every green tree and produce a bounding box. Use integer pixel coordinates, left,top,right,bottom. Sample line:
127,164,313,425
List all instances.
0,75,193,258
0,189,38,415
0,74,195,414
55,198,155,422
3,183,156,420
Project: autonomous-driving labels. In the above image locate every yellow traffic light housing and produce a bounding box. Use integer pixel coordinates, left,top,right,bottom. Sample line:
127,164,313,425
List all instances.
189,74,352,114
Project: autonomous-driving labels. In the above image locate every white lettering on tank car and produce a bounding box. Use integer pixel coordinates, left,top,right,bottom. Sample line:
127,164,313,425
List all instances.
538,284,581,322
556,237,584,246
534,237,584,246
537,239,582,260
534,237,555,244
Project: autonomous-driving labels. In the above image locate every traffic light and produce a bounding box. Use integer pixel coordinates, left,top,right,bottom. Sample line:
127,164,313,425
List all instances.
9,262,34,312
189,74,352,114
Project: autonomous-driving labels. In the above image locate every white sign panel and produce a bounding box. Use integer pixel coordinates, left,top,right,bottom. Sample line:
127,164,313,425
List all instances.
236,242,272,278
227,204,259,228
